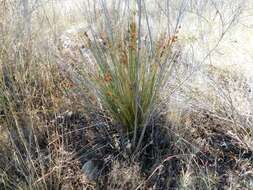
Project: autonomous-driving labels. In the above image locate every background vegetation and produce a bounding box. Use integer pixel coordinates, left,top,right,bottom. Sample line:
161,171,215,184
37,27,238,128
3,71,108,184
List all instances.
0,0,252,189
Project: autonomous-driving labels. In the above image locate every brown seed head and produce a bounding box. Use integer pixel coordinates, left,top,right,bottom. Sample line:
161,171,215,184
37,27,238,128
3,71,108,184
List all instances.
104,72,112,82
120,50,128,65
106,91,113,97
129,18,137,51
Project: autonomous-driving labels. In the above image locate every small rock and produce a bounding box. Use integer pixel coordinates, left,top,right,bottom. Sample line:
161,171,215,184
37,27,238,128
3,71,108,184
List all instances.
81,160,103,181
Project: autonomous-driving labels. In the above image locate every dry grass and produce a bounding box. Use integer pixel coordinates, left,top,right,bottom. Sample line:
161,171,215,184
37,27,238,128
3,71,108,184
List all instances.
0,0,252,190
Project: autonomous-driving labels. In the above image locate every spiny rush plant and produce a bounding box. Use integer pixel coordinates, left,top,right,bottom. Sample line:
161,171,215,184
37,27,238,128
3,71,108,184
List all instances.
78,14,179,147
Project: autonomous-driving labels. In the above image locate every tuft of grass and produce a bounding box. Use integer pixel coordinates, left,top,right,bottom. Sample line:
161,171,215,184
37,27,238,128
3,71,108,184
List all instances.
77,13,178,148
